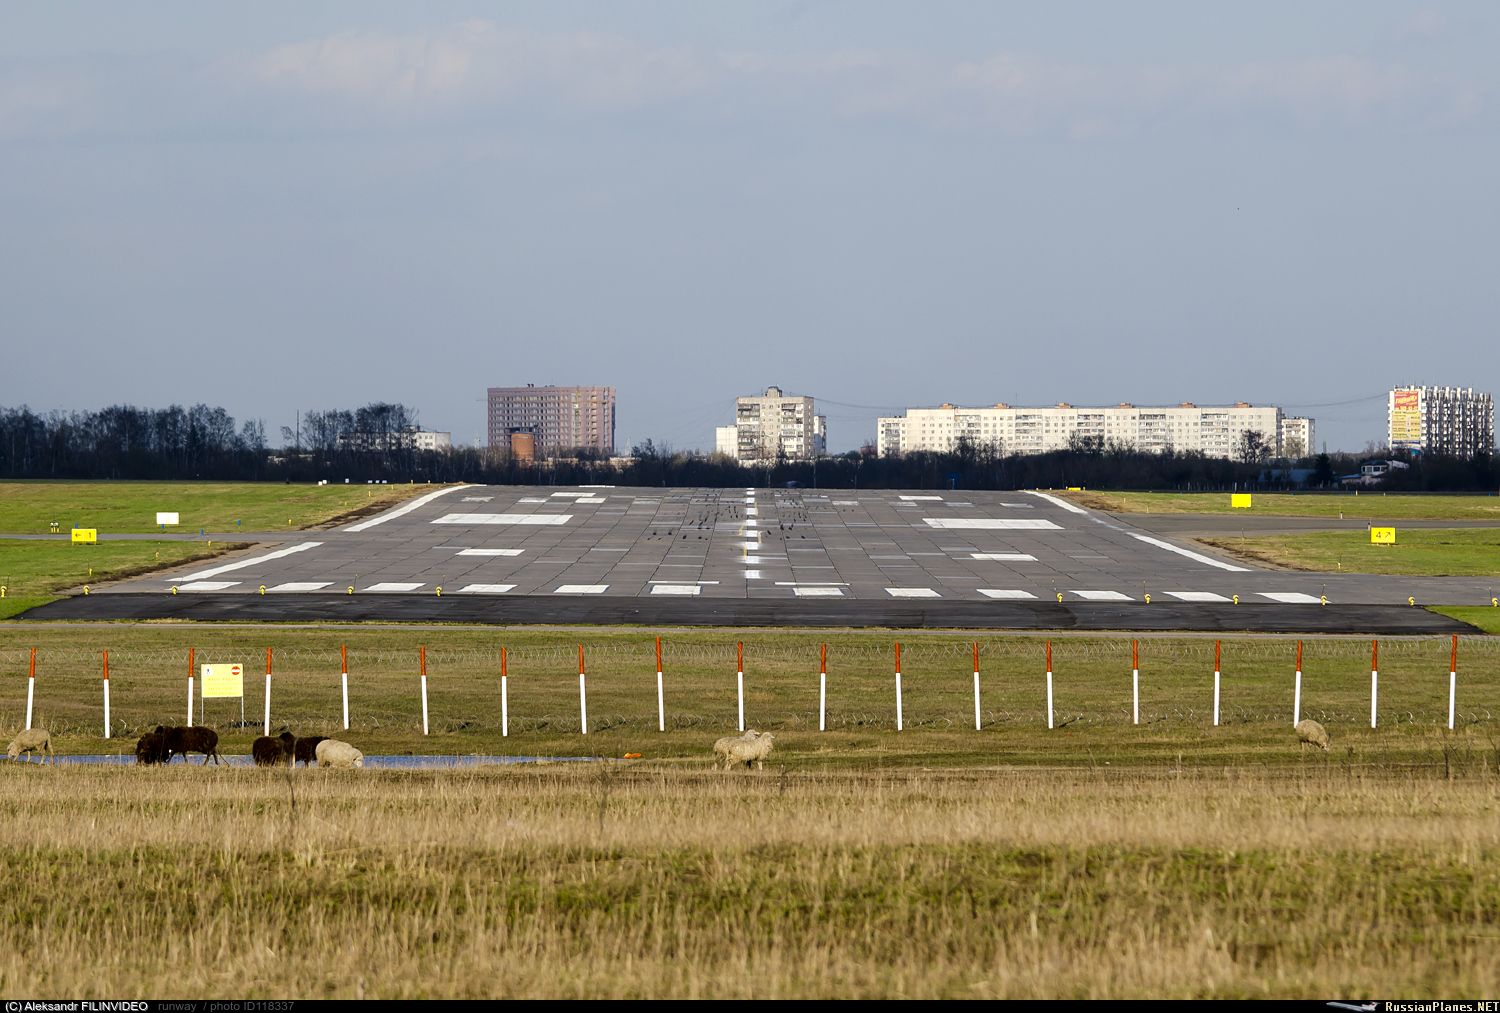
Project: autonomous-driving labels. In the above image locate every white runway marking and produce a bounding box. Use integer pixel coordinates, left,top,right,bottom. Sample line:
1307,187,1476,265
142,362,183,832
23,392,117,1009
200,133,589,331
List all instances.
925,518,1062,530
178,581,239,591
651,584,702,595
1260,592,1324,603
364,582,425,592
555,584,609,594
1164,591,1232,602
267,582,333,592
1071,590,1132,600
517,498,548,503
551,491,594,498
432,513,572,526
455,584,517,593
457,548,524,556
899,495,943,501
1128,533,1253,572
575,497,607,504
1024,491,1090,515
344,485,467,532
461,496,493,502
886,587,940,597
977,589,1038,599
971,553,1038,561
793,587,844,596
175,542,323,581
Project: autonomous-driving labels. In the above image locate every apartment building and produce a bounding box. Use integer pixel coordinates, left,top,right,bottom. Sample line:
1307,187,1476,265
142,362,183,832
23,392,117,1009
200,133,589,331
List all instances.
1389,386,1495,458
486,385,616,457
1279,417,1315,459
336,426,451,452
877,402,1288,459
716,387,827,462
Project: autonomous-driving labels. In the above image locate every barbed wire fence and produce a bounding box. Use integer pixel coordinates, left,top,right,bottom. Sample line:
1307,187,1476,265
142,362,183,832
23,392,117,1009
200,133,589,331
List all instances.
2,636,1497,737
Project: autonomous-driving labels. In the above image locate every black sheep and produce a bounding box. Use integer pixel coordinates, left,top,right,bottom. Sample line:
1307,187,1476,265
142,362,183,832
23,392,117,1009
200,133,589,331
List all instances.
252,731,296,767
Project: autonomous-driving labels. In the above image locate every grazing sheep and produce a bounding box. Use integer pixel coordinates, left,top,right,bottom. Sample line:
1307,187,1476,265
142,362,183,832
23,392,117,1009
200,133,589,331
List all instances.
1296,719,1331,754
160,725,223,766
293,735,328,767
7,727,53,763
315,739,364,768
135,731,169,765
252,731,296,768
713,729,776,771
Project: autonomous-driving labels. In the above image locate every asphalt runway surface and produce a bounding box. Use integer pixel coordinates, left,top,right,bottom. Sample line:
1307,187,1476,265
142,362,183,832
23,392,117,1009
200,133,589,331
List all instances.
13,485,1496,630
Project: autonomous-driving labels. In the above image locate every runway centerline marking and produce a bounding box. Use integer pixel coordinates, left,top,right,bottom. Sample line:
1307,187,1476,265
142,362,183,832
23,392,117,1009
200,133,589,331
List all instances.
344,485,468,532
924,518,1062,530
432,513,573,526
175,542,323,581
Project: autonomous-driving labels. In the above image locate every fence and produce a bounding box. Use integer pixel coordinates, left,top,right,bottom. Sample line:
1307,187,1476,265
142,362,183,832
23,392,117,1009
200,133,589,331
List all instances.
2,636,1497,739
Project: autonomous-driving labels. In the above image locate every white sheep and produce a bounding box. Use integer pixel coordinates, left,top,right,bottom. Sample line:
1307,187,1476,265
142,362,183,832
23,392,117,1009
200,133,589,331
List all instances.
1296,719,1331,753
7,728,53,763
713,729,775,771
315,739,364,768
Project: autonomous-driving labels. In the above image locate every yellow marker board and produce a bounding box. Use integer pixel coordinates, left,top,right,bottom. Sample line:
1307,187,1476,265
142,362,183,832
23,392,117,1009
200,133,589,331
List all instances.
71,528,97,544
201,664,244,698
1371,527,1396,545
1230,494,1252,509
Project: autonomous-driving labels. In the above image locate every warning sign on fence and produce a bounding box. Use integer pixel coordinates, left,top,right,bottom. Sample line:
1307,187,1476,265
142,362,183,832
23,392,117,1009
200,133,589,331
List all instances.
201,664,244,698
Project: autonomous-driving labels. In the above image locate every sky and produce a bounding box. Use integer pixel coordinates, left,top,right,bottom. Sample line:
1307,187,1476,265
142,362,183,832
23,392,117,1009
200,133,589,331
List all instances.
2,2,1497,455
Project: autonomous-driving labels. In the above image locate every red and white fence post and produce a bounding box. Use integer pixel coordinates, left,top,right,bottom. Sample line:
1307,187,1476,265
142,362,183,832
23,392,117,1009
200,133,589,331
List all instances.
501,646,509,738
1045,640,1054,730
1131,640,1139,726
1370,640,1379,729
1213,640,1221,727
894,643,904,732
656,636,665,733
578,645,589,735
420,646,429,736
102,649,111,738
26,647,35,730
972,642,981,731
341,645,350,731
187,647,195,726
737,641,745,732
264,646,273,736
1293,641,1303,726
1448,635,1458,731
818,643,827,732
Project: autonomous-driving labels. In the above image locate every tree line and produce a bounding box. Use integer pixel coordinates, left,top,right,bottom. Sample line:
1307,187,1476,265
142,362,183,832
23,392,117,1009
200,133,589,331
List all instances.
1,402,1494,491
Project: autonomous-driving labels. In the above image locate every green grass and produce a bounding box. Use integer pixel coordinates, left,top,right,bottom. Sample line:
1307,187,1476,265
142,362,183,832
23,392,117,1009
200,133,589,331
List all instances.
0,479,435,534
1435,607,1500,634
1196,528,1500,578
3,626,1496,763
1065,489,1500,520
0,538,246,598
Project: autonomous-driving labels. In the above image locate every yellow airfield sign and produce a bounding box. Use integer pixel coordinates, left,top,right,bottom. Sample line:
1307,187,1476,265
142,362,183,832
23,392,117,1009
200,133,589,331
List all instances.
1371,527,1396,545
1230,494,1252,509
71,528,97,544
201,664,244,698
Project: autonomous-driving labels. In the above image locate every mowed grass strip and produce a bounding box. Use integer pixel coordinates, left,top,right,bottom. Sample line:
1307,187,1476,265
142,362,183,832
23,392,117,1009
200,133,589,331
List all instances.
1,764,1498,997
0,479,437,534
1197,529,1500,577
1064,489,1500,521
0,538,245,598
3,626,1496,763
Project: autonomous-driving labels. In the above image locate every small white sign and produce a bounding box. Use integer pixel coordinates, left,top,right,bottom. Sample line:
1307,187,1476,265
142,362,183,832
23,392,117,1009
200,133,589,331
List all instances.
156,512,179,525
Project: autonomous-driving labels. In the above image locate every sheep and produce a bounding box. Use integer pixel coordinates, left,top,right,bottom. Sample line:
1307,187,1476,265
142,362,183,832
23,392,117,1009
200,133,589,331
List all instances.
135,731,169,765
7,728,53,763
160,725,223,766
252,731,296,768
713,729,775,771
293,735,328,767
1296,719,1331,754
315,739,364,768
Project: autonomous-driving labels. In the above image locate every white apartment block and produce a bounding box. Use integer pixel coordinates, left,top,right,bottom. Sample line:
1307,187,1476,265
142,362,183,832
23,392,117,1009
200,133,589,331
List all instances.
877,402,1289,459
717,387,827,462
337,426,451,452
1279,417,1315,459
1389,385,1495,459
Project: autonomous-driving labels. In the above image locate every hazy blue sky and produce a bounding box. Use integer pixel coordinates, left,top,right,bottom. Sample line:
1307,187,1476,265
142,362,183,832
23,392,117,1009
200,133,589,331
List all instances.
3,2,1496,454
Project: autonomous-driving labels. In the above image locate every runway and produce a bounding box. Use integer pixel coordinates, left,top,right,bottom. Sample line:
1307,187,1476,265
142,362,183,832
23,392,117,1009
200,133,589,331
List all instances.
12,484,1495,630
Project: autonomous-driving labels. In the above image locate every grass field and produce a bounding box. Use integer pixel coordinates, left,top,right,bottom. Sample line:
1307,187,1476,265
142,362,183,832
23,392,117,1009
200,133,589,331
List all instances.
1198,529,1500,578
1064,489,1500,520
0,479,433,535
0,538,247,621
5,626,1500,997
1437,607,1500,635
3,758,1500,997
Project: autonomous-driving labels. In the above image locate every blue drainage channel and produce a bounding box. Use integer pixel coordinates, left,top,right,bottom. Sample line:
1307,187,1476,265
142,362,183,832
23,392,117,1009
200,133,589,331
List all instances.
16,755,598,768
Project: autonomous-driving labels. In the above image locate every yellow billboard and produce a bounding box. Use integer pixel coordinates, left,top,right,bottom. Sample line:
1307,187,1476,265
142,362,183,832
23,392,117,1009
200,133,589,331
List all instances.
1231,494,1252,509
70,528,96,544
1390,389,1422,443
1371,527,1396,545
200,664,244,698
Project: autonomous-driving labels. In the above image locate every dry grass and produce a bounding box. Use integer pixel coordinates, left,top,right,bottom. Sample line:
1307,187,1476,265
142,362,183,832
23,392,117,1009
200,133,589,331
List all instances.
1,761,1499,998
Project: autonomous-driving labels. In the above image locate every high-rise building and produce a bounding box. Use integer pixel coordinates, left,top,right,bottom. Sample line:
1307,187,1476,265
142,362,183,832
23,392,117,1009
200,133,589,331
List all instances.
716,387,826,462
877,401,1291,460
1389,386,1494,458
486,385,616,457
1279,417,1315,459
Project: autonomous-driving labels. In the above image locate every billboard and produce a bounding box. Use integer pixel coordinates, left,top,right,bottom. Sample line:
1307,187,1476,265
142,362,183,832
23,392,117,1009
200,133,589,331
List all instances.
1390,389,1422,444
